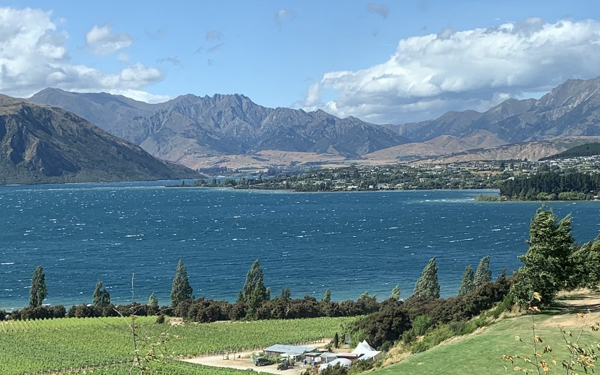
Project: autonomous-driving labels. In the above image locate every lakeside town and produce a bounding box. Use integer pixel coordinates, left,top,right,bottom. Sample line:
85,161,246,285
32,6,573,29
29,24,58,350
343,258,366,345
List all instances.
189,154,600,197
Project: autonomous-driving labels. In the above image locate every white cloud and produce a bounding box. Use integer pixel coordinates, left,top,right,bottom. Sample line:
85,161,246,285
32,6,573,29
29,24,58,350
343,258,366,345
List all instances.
85,24,132,55
0,7,164,100
304,18,600,124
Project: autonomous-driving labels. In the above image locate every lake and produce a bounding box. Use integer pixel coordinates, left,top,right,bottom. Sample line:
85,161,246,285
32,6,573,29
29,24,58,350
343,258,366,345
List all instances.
1,182,599,310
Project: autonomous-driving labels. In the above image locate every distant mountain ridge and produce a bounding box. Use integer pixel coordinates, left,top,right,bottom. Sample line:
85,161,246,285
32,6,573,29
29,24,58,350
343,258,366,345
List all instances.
391,76,600,144
31,89,409,168
29,75,600,168
0,95,199,184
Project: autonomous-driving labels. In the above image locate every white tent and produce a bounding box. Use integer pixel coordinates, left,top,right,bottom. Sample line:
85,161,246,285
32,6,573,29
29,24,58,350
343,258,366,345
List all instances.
318,358,352,373
352,340,382,361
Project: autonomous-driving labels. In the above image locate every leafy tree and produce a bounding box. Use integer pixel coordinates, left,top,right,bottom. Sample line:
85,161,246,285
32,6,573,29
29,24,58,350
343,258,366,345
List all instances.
93,281,111,308
473,256,492,288
390,285,401,300
170,260,193,308
322,288,332,303
333,332,339,348
458,265,475,296
512,206,574,306
29,266,47,308
241,260,269,319
413,257,440,298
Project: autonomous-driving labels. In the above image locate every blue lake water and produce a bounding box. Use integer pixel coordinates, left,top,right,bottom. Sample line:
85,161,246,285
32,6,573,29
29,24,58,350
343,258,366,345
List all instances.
1,182,600,310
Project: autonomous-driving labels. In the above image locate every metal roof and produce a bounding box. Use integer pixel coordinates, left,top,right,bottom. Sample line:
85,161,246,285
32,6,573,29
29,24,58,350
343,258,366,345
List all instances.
263,344,317,354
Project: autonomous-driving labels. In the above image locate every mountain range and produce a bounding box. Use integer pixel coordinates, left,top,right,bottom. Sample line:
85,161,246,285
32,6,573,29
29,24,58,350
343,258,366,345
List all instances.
0,95,199,184
28,75,600,169
30,90,408,169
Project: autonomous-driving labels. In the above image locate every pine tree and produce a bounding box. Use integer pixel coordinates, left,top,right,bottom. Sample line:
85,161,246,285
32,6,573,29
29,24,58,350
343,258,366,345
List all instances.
458,265,475,296
170,260,193,307
322,288,332,303
413,257,440,298
473,256,492,288
93,281,111,308
390,285,401,300
29,266,47,308
280,285,291,302
148,292,159,315
241,260,269,319
513,206,574,306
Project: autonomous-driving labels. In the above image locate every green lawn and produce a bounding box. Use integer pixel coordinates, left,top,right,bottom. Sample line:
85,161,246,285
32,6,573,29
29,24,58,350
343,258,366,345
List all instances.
373,312,598,375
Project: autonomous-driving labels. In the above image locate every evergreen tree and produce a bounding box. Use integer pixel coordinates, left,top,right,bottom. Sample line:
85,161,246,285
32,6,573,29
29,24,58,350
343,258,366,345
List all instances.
29,265,47,308
390,285,401,300
458,265,475,296
473,256,492,288
148,292,159,315
513,206,574,306
322,288,332,303
241,260,269,319
413,257,440,298
280,285,291,302
570,235,600,288
93,281,111,308
170,260,193,307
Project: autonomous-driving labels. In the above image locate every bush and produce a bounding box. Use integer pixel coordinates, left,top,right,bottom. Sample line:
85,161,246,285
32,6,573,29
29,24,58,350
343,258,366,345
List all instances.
412,315,433,335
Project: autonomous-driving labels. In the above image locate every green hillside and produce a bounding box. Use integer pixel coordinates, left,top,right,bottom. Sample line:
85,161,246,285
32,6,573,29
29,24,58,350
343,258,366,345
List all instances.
540,142,600,160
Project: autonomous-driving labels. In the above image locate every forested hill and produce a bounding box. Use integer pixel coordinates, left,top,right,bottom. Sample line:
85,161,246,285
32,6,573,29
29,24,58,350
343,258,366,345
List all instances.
540,143,600,160
499,171,600,201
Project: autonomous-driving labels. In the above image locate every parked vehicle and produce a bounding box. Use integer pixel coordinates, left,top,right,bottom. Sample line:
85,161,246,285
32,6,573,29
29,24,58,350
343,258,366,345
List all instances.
254,357,274,366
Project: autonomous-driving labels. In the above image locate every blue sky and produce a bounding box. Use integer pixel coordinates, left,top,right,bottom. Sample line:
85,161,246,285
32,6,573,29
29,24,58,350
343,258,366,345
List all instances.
1,1,600,124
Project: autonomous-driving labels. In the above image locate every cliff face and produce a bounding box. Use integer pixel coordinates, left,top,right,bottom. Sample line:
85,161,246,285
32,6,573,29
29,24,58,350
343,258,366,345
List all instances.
0,95,199,184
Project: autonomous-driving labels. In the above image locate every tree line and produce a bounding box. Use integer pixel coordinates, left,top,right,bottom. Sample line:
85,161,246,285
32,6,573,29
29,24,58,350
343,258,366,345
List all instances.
499,170,600,200
2,252,497,323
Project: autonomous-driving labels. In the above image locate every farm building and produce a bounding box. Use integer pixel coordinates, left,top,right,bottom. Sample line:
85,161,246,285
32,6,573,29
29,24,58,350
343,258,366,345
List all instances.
263,344,317,358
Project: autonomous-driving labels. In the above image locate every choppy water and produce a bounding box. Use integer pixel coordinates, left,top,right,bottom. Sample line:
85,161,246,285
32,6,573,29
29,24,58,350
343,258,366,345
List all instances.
1,182,599,310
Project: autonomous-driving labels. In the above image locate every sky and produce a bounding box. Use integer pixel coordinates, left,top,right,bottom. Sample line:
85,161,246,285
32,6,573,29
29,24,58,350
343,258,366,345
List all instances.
1,1,600,125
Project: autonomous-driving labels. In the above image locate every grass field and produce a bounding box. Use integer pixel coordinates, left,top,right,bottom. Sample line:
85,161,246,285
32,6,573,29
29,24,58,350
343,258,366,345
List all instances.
0,316,352,374
373,291,600,375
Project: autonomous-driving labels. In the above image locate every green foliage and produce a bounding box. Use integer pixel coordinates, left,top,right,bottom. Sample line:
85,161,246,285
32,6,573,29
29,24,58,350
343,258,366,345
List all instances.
413,257,440,298
410,324,454,353
279,285,291,302
0,315,352,375
322,288,332,303
473,256,492,288
170,260,193,308
512,206,574,306
458,265,475,296
412,315,433,335
29,265,47,308
499,171,600,200
390,285,401,301
541,142,600,160
93,281,111,308
149,292,159,315
569,234,600,289
241,259,269,319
